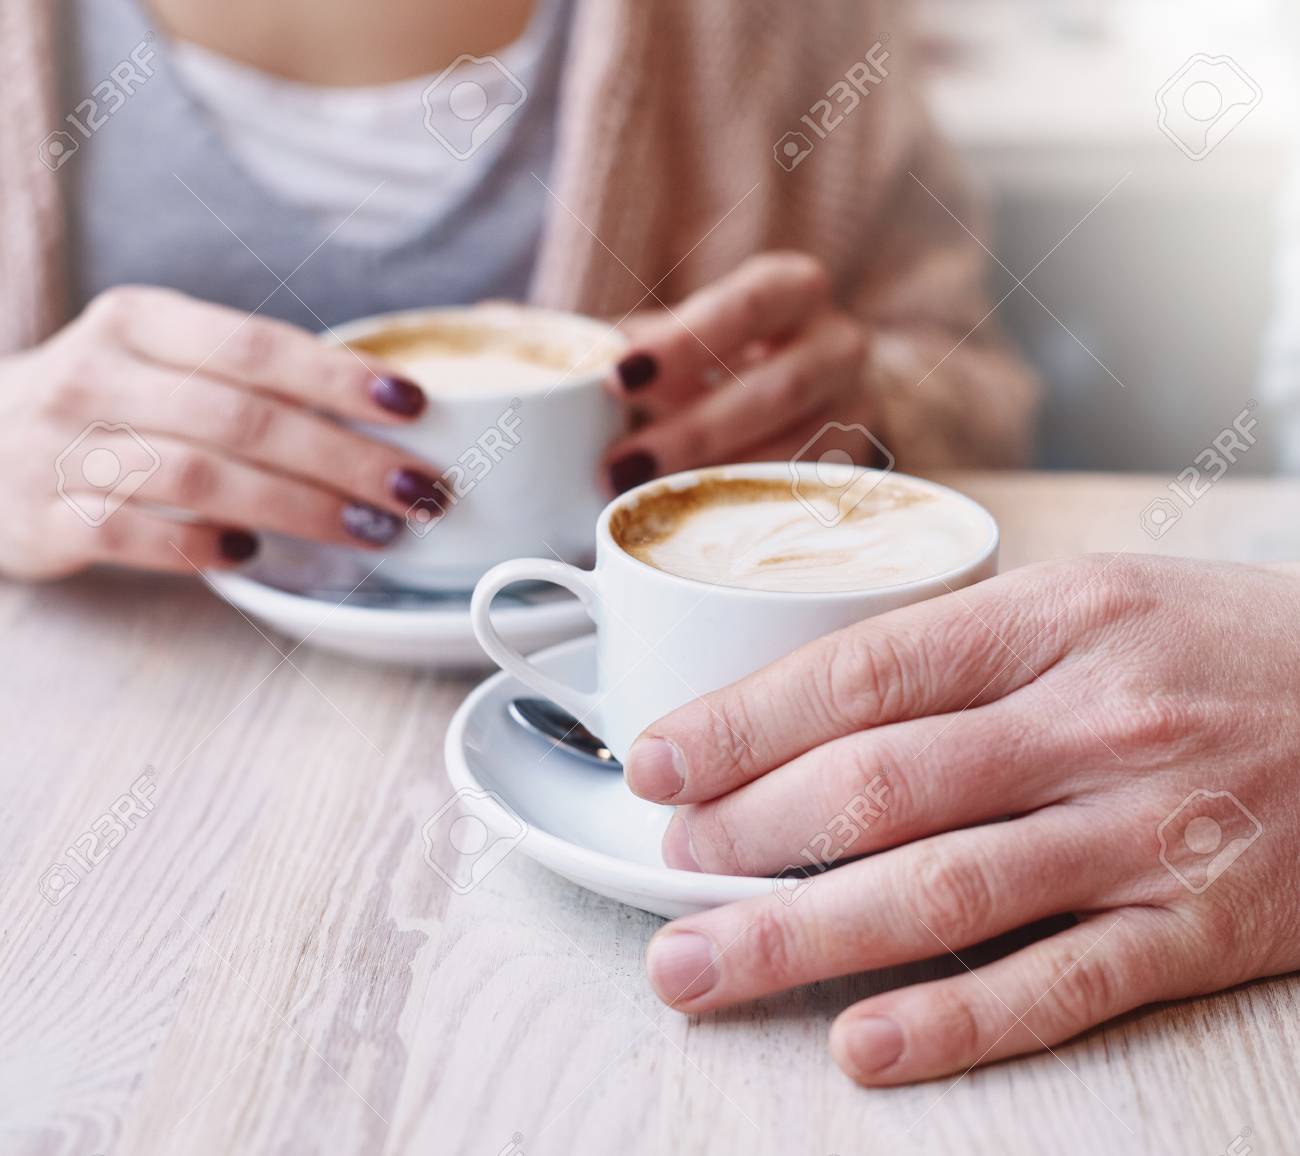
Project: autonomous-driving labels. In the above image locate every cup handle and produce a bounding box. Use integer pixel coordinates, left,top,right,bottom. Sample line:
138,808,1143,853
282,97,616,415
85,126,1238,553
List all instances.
471,558,602,722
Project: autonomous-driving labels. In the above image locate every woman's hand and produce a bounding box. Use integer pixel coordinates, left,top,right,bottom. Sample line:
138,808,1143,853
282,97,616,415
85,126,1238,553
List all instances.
623,555,1300,1085
602,252,872,493
0,286,445,580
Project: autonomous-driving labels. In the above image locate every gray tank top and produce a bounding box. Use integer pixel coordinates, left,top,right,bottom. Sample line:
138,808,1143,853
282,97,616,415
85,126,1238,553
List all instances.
60,0,568,328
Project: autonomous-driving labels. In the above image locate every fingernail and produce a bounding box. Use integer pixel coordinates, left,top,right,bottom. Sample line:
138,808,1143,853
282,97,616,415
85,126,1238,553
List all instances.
389,467,445,507
662,813,701,872
369,375,426,417
647,930,718,1004
625,736,685,801
838,1016,904,1078
342,503,402,545
218,530,259,562
617,352,659,392
609,450,657,495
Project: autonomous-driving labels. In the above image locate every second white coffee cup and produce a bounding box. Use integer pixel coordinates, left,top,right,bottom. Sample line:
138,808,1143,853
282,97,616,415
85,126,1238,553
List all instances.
332,304,626,591
471,462,999,762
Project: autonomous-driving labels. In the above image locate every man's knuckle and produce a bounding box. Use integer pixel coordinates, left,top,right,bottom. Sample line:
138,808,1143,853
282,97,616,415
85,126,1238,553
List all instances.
930,989,985,1058
1039,946,1120,1033
1185,898,1248,966
838,737,886,798
690,804,749,873
747,906,802,987
820,630,908,730
833,739,907,839
913,848,996,945
1060,555,1157,632
699,695,760,773
1112,694,1210,755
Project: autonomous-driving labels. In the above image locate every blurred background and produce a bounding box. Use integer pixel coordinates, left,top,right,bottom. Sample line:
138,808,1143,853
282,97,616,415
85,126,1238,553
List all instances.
914,0,1297,473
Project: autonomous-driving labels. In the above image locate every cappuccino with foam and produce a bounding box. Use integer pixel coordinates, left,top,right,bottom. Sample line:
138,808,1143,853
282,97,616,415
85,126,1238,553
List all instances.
329,303,625,589
471,463,999,761
611,472,992,593
348,304,623,397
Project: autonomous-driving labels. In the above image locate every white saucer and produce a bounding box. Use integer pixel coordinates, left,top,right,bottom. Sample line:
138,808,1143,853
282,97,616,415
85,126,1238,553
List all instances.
443,634,772,918
206,537,593,668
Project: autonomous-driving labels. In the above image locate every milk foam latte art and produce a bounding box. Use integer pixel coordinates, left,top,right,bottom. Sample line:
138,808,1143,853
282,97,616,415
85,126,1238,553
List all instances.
611,473,991,593
348,304,624,397
471,463,999,761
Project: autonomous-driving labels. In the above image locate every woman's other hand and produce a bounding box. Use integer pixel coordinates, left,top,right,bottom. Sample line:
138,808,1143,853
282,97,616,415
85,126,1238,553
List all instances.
603,253,874,493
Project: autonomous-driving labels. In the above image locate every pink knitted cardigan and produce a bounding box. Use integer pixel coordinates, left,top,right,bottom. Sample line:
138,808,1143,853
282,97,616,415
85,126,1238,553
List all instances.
0,0,1037,467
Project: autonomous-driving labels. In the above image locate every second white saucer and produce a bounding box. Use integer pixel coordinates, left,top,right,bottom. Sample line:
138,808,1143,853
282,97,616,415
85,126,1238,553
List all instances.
207,536,592,668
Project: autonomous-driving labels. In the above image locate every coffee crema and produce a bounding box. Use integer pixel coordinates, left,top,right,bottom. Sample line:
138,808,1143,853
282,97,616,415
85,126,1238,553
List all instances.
611,474,990,593
349,307,623,397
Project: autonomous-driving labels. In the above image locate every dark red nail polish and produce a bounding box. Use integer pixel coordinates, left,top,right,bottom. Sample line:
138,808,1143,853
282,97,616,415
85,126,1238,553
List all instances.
369,375,426,417
389,467,445,507
218,530,259,562
342,503,402,545
609,450,657,494
617,353,659,392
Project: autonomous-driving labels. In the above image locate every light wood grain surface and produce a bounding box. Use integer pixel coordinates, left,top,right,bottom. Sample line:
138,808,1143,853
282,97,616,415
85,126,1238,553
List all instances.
2,471,1297,1156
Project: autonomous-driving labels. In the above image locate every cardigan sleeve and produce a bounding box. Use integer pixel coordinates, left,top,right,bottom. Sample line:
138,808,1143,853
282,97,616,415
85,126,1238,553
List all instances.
844,115,1041,470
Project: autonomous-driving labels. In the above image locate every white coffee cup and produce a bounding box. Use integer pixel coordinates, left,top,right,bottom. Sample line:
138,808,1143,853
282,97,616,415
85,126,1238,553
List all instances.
471,462,999,761
331,304,626,591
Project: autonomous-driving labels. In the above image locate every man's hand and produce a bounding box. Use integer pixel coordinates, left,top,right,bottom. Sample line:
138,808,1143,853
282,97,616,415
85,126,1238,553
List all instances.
624,555,1300,1085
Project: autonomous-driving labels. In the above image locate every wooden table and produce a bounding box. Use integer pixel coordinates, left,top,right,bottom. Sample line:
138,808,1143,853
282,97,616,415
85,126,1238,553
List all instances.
4,472,1299,1156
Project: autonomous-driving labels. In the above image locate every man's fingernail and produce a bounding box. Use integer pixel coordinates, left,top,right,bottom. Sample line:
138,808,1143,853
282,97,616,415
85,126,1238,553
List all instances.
218,530,259,562
342,503,402,545
389,467,444,507
647,930,719,1004
617,352,658,392
625,736,685,801
609,450,657,495
370,375,427,417
838,1016,904,1078
662,813,701,872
